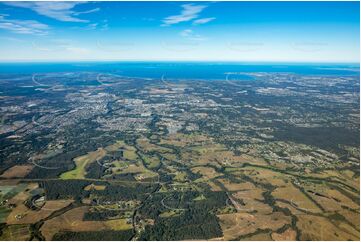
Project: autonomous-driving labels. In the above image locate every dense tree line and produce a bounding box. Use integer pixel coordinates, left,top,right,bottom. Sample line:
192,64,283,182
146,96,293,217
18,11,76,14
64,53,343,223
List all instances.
275,126,359,155
139,190,227,240
85,162,105,179
140,208,223,240
53,229,134,241
39,180,91,200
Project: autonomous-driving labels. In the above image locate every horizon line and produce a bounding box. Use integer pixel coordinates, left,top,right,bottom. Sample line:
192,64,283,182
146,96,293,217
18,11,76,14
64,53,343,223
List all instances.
0,59,359,65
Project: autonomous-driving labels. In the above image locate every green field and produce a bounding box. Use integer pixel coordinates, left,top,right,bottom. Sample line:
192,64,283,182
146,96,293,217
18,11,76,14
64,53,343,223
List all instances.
60,148,106,179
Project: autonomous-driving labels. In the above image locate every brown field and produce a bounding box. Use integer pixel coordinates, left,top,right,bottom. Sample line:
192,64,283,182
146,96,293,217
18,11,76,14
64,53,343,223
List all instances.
233,187,264,200
272,183,321,212
232,189,273,214
7,183,38,204
243,167,289,187
336,208,360,231
241,232,272,241
306,185,360,229
191,149,230,166
312,186,359,211
4,183,73,225
275,200,307,217
7,200,73,225
271,227,297,240
311,169,360,192
228,153,271,167
218,211,291,240
296,214,359,241
275,200,359,241
191,166,222,180
291,180,360,229
0,179,19,186
214,152,269,168
41,206,132,240
207,181,223,192
217,179,256,192
0,165,34,178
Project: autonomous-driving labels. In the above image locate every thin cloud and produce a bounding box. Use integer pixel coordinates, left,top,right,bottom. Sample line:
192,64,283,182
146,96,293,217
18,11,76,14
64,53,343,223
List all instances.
73,8,100,16
162,4,207,26
32,39,91,55
180,29,193,37
0,14,49,35
193,17,215,25
3,2,98,23
0,36,25,42
65,46,90,55
85,23,98,30
180,29,207,41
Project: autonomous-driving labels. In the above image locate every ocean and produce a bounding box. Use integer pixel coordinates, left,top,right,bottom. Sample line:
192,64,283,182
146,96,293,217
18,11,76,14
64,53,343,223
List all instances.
0,62,359,80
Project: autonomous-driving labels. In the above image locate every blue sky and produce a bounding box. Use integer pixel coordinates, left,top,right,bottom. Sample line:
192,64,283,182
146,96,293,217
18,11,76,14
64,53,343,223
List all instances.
0,1,359,62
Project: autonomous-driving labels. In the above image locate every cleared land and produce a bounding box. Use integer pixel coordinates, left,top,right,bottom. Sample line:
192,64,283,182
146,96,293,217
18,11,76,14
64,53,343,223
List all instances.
60,148,106,179
0,165,34,178
41,206,132,240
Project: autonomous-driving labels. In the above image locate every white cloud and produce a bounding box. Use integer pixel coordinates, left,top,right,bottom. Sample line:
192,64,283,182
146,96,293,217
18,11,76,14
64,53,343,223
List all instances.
73,8,100,16
180,29,193,37
4,2,98,22
162,4,207,26
179,29,206,41
193,17,215,25
0,14,49,35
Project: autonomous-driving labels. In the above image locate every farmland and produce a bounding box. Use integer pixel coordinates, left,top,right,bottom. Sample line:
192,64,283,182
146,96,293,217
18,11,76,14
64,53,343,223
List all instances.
0,70,359,240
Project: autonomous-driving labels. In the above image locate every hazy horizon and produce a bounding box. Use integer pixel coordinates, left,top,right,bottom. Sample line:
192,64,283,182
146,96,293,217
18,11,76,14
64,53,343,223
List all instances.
0,1,359,62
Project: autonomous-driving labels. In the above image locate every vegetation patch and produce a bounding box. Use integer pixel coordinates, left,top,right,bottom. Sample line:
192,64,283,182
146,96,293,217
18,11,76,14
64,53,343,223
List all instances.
0,224,31,241
60,148,106,179
52,229,134,241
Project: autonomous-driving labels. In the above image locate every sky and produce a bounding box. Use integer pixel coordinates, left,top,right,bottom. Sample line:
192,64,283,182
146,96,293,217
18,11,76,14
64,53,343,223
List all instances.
0,1,359,62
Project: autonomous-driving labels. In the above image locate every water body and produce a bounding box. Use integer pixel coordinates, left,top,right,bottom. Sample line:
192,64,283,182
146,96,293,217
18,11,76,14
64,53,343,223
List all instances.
0,62,359,80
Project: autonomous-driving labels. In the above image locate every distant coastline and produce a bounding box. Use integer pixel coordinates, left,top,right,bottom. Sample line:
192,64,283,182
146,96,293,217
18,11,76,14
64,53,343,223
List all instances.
0,62,359,80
